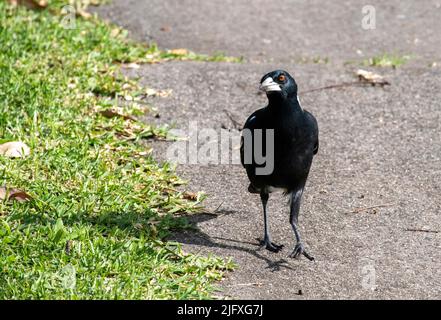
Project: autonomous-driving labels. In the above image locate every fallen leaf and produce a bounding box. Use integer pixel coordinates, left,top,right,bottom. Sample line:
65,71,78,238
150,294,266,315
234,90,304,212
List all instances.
76,9,92,19
160,25,172,32
125,63,141,69
356,69,391,86
8,0,47,10
157,89,172,98
133,223,144,230
145,88,157,96
0,186,32,202
183,191,198,201
65,240,72,255
137,150,151,156
169,48,189,56
0,141,31,158
148,220,158,238
161,187,175,196
110,28,121,38
99,109,136,121
145,88,172,97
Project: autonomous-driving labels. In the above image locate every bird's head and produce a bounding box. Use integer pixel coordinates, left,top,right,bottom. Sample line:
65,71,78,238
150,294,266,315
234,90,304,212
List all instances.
259,70,297,99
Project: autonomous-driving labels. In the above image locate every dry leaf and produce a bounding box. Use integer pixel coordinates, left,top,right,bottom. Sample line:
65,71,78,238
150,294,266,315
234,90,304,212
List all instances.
183,191,198,201
156,89,172,98
137,150,151,156
145,88,157,96
125,63,141,69
110,28,121,38
133,223,144,230
145,88,172,97
76,9,92,19
0,186,32,202
160,25,172,32
99,109,136,121
8,0,47,10
356,69,391,86
122,83,133,90
0,141,31,158
169,48,189,56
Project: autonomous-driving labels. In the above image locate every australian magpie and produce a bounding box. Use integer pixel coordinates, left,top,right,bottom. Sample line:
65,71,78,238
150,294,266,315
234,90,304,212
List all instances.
240,70,319,261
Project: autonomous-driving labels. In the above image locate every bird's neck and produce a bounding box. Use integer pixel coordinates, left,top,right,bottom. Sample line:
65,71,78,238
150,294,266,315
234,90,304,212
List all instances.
267,94,303,115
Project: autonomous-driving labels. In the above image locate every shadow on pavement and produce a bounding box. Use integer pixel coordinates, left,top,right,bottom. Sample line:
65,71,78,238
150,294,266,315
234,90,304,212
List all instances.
170,213,296,272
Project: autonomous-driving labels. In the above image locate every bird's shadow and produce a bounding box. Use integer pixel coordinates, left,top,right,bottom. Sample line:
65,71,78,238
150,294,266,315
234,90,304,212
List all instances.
30,204,296,272
169,211,296,272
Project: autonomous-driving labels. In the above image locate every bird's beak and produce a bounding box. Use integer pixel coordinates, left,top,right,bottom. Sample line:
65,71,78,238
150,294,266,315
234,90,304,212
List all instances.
259,77,282,92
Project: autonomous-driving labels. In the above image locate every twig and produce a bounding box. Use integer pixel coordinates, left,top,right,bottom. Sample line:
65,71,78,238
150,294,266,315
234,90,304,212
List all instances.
300,80,388,95
231,282,264,287
203,201,226,216
347,203,395,214
300,80,390,94
213,201,224,213
405,228,439,234
223,109,242,130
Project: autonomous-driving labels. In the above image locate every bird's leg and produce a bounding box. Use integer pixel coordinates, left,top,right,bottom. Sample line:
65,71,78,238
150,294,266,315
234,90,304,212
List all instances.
259,191,284,253
289,188,314,261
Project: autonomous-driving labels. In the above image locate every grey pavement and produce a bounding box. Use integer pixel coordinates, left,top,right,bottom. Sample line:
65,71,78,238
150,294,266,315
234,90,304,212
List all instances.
94,1,441,299
95,0,441,63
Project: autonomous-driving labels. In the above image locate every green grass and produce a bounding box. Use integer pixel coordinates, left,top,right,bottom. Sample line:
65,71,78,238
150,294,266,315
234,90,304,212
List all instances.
363,53,410,68
162,50,243,63
295,56,329,64
0,2,234,299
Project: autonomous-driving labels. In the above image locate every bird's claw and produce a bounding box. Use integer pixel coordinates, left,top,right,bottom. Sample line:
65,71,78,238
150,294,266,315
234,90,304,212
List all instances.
289,243,314,261
259,239,284,253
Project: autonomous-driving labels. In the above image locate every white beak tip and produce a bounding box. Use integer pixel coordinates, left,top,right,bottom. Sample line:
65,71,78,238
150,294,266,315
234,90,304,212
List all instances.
259,77,282,92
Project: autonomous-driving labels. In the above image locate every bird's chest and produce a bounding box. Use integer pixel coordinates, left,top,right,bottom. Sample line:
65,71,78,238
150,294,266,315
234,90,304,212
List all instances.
273,125,305,151
271,124,312,171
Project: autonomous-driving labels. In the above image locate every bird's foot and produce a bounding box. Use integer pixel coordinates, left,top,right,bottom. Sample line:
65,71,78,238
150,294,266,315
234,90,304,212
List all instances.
259,239,284,253
289,242,314,261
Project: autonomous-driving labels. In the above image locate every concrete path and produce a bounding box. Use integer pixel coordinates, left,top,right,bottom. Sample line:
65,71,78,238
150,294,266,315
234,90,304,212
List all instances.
93,1,441,299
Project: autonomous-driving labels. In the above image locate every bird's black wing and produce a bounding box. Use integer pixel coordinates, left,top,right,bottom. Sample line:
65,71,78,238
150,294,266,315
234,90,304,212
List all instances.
303,110,319,155
240,108,266,167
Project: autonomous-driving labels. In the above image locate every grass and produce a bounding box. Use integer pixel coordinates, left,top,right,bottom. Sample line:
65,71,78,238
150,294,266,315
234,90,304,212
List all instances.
363,53,410,68
0,2,234,299
161,49,243,63
295,56,329,64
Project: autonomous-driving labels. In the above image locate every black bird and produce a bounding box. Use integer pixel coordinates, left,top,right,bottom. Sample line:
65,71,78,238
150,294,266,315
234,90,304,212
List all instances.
240,70,319,260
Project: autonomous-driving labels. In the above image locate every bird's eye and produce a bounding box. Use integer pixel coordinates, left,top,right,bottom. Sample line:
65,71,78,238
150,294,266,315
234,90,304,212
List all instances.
278,74,286,82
